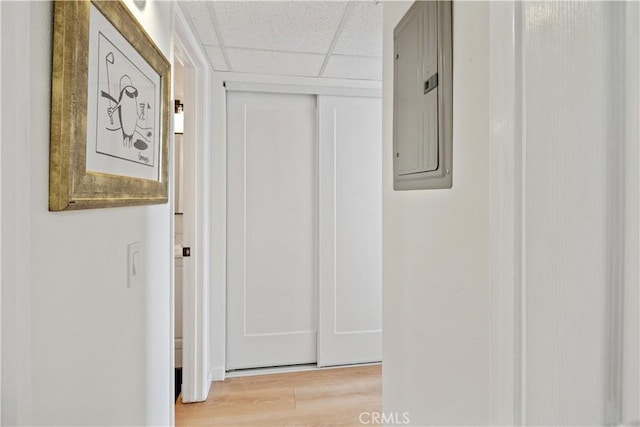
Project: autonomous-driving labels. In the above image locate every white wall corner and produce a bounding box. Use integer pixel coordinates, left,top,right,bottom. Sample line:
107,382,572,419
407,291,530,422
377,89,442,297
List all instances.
488,1,523,425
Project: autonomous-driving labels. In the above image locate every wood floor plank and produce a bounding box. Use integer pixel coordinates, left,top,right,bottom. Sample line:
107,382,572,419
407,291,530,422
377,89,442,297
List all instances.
176,365,382,427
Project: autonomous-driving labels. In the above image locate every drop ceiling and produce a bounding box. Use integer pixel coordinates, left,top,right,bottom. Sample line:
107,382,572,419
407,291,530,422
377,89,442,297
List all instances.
180,1,382,81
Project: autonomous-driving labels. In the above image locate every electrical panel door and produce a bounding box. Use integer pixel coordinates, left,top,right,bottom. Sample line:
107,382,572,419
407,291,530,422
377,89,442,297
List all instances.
393,1,452,190
395,11,422,176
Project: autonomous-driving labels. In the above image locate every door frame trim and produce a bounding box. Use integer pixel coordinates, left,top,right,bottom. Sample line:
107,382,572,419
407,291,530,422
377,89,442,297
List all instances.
173,3,213,404
489,3,639,425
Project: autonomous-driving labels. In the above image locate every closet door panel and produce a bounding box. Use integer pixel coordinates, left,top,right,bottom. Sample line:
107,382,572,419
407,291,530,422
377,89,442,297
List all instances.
226,91,317,370
318,95,382,367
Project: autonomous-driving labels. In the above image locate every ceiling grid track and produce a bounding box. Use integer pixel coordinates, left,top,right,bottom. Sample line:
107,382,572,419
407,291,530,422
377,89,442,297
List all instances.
206,2,233,72
317,2,354,78
218,46,334,56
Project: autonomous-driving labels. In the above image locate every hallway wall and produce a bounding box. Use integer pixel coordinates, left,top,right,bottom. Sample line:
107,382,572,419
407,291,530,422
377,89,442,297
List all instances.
382,2,491,425
1,1,174,425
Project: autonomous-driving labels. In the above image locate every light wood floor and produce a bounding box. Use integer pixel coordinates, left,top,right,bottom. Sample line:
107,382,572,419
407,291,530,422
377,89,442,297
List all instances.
175,365,382,427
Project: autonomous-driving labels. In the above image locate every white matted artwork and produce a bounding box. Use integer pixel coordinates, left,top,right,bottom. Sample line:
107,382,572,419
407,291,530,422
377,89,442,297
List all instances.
85,2,161,181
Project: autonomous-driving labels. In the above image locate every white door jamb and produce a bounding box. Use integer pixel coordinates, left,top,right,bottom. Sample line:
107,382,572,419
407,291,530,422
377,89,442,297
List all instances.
173,4,212,404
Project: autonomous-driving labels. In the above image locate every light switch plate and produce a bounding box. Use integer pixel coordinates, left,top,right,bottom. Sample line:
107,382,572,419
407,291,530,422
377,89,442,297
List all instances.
127,241,143,288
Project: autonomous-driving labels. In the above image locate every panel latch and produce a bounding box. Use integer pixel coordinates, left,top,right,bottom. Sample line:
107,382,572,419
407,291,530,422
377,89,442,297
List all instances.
424,73,438,94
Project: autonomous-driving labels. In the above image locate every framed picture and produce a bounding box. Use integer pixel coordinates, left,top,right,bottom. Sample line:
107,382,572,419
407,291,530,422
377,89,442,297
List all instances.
49,0,171,211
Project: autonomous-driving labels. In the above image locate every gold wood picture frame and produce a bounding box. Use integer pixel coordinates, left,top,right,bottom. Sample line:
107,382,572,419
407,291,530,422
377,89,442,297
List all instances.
49,0,171,211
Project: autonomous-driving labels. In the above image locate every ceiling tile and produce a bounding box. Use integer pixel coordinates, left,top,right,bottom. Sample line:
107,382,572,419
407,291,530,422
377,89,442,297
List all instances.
332,2,382,57
322,55,382,81
211,2,347,54
181,1,220,46
226,48,324,77
205,46,229,72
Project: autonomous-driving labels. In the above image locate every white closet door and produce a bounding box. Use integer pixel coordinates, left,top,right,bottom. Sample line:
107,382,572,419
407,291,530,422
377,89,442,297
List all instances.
226,91,317,370
318,95,382,367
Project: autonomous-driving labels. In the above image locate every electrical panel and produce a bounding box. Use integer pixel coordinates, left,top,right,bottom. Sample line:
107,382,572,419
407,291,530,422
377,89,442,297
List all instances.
393,1,452,190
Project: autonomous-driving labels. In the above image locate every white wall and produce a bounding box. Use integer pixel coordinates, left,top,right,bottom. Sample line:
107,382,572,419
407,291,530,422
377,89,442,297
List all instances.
1,1,174,425
382,2,491,425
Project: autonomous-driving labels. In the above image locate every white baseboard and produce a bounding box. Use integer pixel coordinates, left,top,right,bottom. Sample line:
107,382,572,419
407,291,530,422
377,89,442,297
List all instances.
211,366,226,382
